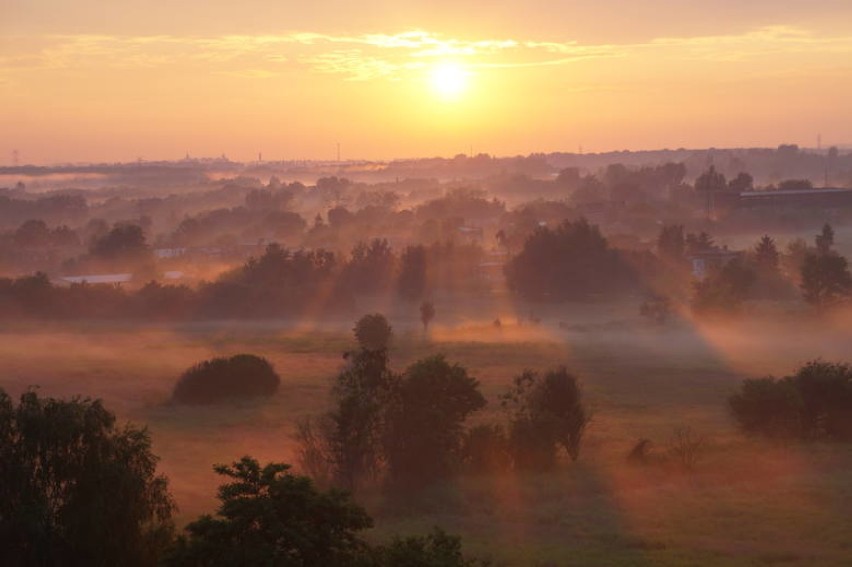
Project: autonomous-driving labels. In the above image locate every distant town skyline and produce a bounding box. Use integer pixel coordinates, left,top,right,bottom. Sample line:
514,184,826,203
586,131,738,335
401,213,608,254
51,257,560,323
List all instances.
3,1,852,164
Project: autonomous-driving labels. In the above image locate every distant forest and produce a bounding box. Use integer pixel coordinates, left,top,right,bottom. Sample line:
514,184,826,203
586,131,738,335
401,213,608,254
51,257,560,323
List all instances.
1,144,851,320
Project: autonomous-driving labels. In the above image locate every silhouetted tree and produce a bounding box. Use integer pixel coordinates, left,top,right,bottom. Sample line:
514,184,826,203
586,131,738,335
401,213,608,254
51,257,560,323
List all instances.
13,219,51,247
384,355,486,490
800,252,852,307
695,166,727,217
344,239,395,294
327,347,396,491
90,223,151,266
372,528,484,566
728,172,754,192
815,223,835,255
505,218,629,300
163,457,372,566
753,235,780,273
0,389,175,566
325,318,397,490
685,231,715,255
398,245,427,300
695,166,727,194
692,258,755,313
500,367,589,470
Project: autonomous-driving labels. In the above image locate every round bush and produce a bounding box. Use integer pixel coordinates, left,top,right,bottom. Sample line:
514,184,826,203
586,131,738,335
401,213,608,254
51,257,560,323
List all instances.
173,354,280,404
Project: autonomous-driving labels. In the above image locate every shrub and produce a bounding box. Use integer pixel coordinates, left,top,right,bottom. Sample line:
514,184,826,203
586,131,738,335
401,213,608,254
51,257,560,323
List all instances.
372,527,484,566
667,426,706,470
729,361,852,441
729,377,803,439
173,354,280,404
163,457,372,566
354,313,393,352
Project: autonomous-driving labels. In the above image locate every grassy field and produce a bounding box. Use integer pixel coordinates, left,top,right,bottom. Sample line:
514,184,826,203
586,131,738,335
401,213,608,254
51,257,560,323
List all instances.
2,304,852,565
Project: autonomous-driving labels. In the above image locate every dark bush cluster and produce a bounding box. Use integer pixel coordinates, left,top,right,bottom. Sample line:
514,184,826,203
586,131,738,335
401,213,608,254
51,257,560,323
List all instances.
0,389,175,566
163,457,485,567
505,218,636,300
729,361,852,441
499,367,590,471
173,354,280,404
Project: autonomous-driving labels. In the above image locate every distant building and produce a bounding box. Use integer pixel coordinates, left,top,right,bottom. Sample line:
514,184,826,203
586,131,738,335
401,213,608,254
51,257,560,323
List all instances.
58,273,133,286
719,187,852,211
154,247,187,259
457,225,484,244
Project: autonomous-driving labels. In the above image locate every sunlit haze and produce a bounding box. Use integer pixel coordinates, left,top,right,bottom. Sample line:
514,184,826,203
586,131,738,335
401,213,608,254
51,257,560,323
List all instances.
2,1,852,163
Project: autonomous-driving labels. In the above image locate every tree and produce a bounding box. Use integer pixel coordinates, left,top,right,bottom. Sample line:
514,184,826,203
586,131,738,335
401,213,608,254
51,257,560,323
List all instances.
353,313,392,352
505,218,630,300
163,457,373,566
90,223,151,266
695,165,726,194
398,245,427,300
692,258,755,313
500,367,590,470
0,389,175,566
296,316,396,491
420,300,435,331
728,172,754,192
753,235,780,273
384,355,486,490
800,252,852,307
173,354,280,404
685,231,715,255
815,223,835,255
344,239,396,294
13,219,51,247
695,166,727,217
327,347,396,490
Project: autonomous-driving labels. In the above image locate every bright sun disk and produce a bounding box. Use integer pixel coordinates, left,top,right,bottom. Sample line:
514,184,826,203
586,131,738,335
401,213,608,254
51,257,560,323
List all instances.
430,62,469,100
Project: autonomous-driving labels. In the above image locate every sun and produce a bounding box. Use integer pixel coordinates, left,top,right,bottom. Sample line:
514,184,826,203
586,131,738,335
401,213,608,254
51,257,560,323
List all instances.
429,62,469,100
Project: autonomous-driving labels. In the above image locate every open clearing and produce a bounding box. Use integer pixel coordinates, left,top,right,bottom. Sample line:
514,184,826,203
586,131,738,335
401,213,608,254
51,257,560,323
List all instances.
2,305,852,566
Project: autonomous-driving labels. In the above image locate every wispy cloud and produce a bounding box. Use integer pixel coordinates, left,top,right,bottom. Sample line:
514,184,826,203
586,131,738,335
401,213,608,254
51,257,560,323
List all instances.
2,26,852,82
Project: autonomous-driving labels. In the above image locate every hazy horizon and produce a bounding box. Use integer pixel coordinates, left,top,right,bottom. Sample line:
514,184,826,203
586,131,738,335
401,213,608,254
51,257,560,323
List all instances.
3,1,852,164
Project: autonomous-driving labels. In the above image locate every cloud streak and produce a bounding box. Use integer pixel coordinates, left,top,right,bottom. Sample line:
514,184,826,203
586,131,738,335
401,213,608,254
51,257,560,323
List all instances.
2,26,852,82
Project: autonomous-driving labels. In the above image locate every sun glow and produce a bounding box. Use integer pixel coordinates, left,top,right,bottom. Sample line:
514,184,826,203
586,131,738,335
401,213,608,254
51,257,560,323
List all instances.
429,62,469,100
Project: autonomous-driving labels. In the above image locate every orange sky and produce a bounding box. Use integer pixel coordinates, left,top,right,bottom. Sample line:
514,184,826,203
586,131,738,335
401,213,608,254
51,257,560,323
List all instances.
2,1,852,164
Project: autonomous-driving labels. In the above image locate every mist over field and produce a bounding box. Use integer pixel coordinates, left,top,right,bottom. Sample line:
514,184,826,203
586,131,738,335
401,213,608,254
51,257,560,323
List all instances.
4,0,852,564
3,145,852,565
